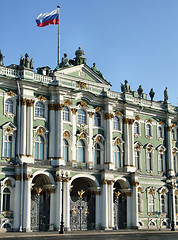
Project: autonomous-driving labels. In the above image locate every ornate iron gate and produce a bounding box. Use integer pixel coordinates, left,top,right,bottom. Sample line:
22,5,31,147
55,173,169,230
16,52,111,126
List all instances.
31,191,50,231
114,193,127,229
70,195,95,230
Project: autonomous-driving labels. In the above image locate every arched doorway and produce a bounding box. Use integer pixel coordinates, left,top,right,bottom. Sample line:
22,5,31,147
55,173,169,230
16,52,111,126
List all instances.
113,180,127,229
31,174,52,231
70,177,96,230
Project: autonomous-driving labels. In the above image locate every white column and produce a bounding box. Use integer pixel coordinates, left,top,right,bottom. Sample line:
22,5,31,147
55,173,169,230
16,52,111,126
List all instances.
170,186,176,228
13,169,21,231
108,181,114,229
130,121,135,167
64,178,70,231
88,112,93,166
71,108,77,165
101,180,108,229
95,192,101,229
56,105,63,164
49,104,56,163
20,99,27,156
49,191,55,230
124,118,130,167
26,101,34,157
56,178,62,230
167,117,174,176
132,182,139,228
127,193,132,228
23,175,31,232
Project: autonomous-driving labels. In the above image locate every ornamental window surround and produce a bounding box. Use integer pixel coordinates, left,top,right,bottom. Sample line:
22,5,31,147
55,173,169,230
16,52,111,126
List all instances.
114,145,121,168
77,108,87,125
2,123,16,159
94,143,101,165
134,121,140,136
145,123,152,138
157,125,164,139
158,187,168,214
63,139,69,162
138,186,144,214
157,145,166,173
134,142,143,170
63,106,70,122
77,139,86,163
35,101,45,118
4,95,17,118
145,144,154,172
147,187,156,214
5,99,13,114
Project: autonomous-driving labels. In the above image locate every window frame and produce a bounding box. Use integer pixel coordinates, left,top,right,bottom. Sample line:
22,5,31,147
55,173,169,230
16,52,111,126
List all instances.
94,112,101,127
63,106,70,122
34,135,45,160
77,108,87,125
113,116,120,131
2,188,11,211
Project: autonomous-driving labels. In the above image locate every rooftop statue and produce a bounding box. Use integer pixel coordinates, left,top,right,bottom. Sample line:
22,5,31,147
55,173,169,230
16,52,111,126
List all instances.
121,80,131,93
149,88,155,101
0,50,4,66
55,53,73,70
91,63,106,80
19,53,33,69
164,87,168,103
74,46,86,65
137,85,143,98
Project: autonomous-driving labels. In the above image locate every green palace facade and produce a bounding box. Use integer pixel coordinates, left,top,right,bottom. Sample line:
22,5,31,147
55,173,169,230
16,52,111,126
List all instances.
0,48,177,232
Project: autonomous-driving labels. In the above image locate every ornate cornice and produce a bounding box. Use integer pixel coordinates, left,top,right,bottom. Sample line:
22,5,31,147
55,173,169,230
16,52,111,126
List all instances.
104,113,114,120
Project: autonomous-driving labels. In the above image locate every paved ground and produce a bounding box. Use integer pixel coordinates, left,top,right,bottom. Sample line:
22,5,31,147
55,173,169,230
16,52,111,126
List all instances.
0,230,178,240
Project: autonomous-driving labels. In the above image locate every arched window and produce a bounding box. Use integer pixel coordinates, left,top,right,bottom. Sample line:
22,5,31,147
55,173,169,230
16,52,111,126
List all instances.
146,124,152,136
146,152,152,171
148,194,155,213
3,135,12,157
158,126,163,138
3,188,10,211
63,139,69,161
175,195,178,214
63,106,69,121
158,153,164,172
135,151,140,170
160,195,165,213
35,101,45,118
134,122,139,135
113,116,120,130
173,153,178,173
94,143,101,165
5,99,13,114
77,140,85,163
35,135,44,160
77,109,86,124
94,112,101,127
114,145,121,168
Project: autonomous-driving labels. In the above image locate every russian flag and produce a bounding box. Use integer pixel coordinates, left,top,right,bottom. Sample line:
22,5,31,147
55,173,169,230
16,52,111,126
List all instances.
36,9,59,27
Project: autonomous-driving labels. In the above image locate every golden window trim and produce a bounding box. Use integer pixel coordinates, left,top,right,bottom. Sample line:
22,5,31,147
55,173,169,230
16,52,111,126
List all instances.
7,90,15,97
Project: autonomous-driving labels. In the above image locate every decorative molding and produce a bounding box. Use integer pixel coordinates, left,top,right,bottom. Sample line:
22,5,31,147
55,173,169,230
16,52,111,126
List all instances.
64,99,72,106
104,113,114,120
37,95,47,101
37,127,44,136
123,117,129,124
96,135,101,143
63,131,70,139
107,180,114,185
115,138,121,145
7,90,15,97
78,81,86,89
21,98,27,106
80,101,87,108
27,99,35,107
147,118,152,124
135,115,140,121
95,106,102,112
115,110,123,117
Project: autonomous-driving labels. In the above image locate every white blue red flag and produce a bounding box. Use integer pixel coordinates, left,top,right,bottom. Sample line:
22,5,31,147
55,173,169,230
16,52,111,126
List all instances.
36,9,59,27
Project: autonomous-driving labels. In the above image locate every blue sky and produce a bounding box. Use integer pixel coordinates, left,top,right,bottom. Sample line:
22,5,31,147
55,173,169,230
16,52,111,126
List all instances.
0,0,178,105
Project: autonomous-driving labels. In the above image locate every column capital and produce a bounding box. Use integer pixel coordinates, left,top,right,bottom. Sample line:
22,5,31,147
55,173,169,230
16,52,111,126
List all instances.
48,103,56,110
130,181,139,186
100,179,107,185
23,174,32,181
21,98,27,106
88,112,94,118
71,108,77,115
56,103,64,110
104,112,114,120
26,99,35,107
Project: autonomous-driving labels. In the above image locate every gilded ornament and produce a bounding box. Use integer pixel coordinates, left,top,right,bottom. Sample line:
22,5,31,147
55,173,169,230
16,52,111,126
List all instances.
64,99,72,106
135,115,140,121
37,127,44,135
131,181,139,186
115,191,121,199
72,206,76,215
138,187,142,192
5,179,11,186
123,118,129,124
115,138,120,145
149,188,155,195
78,81,86,89
107,180,114,185
104,113,114,120
135,145,140,150
56,103,64,110
115,110,123,116
85,206,89,215
6,127,13,134
7,90,15,97
175,190,178,195
21,98,27,106
88,112,94,118
27,99,35,107
71,108,77,115
167,126,172,132
63,131,70,138
35,187,42,196
96,136,101,143
78,189,85,198
159,121,163,125
48,103,56,110
161,189,167,194
80,101,87,108
95,106,102,112
128,119,135,125
172,123,176,128
37,95,47,101
147,118,152,124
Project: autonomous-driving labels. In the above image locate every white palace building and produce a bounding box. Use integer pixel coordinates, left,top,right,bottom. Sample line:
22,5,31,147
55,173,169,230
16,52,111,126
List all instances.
0,48,177,232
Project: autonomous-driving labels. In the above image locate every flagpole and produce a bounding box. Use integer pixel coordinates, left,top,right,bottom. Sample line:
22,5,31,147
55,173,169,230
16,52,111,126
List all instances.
57,5,60,65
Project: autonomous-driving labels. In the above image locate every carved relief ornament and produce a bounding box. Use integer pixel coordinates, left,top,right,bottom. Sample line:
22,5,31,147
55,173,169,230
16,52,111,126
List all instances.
80,101,87,108
78,81,87,89
71,108,77,115
115,110,123,117
56,103,64,110
104,113,114,120
88,112,94,118
26,99,35,107
37,95,47,101
48,103,56,111
37,127,44,136
147,118,152,124
7,90,15,97
64,99,72,106
95,106,102,112
63,131,70,139
135,115,140,121
96,135,101,143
